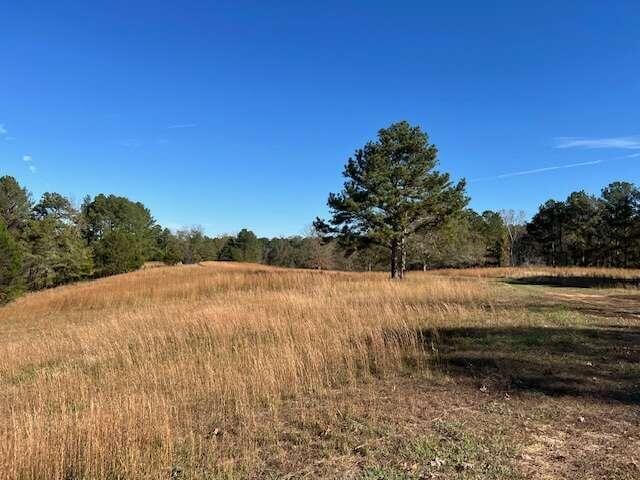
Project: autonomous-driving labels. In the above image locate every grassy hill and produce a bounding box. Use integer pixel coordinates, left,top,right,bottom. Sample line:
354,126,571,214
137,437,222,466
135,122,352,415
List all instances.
1,263,638,479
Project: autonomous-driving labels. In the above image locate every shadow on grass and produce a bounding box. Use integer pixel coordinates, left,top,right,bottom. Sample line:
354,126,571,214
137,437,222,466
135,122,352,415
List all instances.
506,275,640,288
422,326,640,405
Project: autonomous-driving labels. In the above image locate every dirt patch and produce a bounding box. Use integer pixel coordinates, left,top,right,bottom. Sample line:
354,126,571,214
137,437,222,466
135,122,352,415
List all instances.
543,289,640,320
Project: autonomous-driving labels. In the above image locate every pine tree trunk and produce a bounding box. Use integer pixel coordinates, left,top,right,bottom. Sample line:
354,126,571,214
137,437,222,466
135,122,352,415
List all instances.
390,239,399,279
399,235,406,279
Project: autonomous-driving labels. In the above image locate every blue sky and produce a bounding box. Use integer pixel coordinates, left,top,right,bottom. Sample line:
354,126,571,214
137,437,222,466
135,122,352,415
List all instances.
1,1,639,236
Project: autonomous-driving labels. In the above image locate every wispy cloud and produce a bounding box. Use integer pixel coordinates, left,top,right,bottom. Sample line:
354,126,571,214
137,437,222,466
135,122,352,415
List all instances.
167,123,197,129
23,154,37,173
0,124,7,136
471,152,639,183
471,160,603,182
555,135,640,150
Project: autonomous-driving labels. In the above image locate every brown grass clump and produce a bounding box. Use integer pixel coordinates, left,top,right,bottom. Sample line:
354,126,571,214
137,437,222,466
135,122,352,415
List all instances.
0,263,497,479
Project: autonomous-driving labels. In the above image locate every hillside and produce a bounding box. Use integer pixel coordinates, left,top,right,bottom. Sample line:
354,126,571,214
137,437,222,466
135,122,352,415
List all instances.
1,263,639,479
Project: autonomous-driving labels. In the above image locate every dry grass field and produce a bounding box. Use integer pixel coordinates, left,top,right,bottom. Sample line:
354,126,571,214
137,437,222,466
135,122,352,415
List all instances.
1,263,639,479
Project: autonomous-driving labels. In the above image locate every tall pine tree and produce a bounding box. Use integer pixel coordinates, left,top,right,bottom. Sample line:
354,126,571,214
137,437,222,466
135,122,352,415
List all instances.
315,121,467,278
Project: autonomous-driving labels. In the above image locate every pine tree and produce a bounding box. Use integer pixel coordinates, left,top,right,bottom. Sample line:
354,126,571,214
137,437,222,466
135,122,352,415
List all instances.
0,220,23,304
315,121,467,278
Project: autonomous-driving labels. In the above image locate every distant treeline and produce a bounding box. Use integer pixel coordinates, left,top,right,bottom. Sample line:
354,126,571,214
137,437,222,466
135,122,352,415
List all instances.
516,182,640,267
1,174,639,303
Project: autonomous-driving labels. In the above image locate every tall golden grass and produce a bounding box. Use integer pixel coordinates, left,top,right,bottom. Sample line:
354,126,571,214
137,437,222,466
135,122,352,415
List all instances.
1,263,636,478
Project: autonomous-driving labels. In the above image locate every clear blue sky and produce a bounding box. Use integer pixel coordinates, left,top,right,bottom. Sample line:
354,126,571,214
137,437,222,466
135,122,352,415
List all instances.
1,1,639,236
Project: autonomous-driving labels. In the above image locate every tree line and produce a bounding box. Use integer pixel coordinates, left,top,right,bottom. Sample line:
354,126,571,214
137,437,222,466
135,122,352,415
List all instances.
0,178,257,302
516,183,640,267
0,171,513,303
1,121,639,302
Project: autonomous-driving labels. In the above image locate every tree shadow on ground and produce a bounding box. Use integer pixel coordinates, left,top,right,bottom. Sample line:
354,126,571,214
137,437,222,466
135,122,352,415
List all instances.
421,325,640,405
506,275,640,288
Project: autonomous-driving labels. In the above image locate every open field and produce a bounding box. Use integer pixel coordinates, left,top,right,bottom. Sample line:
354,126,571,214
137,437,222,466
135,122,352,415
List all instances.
0,263,639,479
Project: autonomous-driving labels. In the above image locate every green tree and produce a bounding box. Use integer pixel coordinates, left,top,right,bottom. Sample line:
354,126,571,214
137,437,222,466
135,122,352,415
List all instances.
263,237,298,267
154,228,184,265
81,194,157,275
0,176,32,236
91,230,145,276
563,191,601,266
0,220,23,303
22,193,93,289
525,200,567,266
177,228,206,264
600,181,640,267
479,210,509,266
33,192,76,222
219,229,263,262
315,121,467,278
407,210,487,270
236,229,263,262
